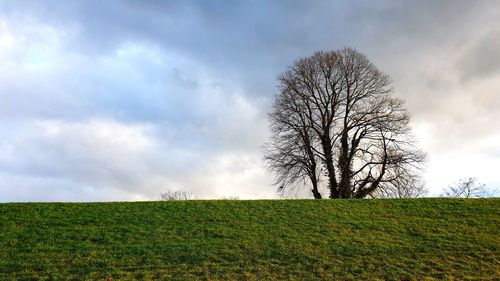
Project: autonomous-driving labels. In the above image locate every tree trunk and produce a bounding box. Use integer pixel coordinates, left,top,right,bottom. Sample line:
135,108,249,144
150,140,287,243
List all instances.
311,177,322,199
321,136,339,198
338,131,353,198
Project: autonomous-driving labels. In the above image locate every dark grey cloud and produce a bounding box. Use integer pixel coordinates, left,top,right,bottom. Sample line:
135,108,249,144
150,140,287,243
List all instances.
459,31,500,81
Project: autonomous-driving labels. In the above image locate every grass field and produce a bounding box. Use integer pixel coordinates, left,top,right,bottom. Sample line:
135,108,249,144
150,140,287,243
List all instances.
0,198,498,280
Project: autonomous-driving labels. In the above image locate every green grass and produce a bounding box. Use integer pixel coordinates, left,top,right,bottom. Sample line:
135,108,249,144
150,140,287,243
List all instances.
0,198,498,280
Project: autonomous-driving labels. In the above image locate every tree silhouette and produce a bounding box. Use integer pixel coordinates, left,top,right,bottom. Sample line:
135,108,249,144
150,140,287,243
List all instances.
264,48,425,199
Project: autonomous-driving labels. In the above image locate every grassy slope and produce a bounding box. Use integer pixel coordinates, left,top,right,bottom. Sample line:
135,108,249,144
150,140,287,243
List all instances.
0,198,498,280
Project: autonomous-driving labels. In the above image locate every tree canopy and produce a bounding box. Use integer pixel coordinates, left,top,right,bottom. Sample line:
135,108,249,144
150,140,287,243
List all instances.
264,48,425,199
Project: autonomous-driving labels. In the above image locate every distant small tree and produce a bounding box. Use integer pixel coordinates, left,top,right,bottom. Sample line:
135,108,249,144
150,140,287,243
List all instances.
160,190,194,201
220,196,240,200
441,177,491,198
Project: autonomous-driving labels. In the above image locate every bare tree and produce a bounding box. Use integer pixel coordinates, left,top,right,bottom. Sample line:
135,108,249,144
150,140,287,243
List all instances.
264,85,324,199
264,48,425,199
160,190,194,201
442,177,491,198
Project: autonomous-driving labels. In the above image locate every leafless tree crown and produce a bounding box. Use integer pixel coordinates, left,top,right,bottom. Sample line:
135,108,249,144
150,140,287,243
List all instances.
160,191,194,201
264,48,426,199
442,177,491,198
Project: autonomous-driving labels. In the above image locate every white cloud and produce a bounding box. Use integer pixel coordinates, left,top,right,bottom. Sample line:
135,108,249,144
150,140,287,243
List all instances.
0,111,271,202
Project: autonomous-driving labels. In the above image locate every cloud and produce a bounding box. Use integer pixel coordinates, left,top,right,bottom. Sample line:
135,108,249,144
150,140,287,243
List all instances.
0,118,273,201
0,0,499,201
0,18,271,201
0,119,156,201
459,30,500,81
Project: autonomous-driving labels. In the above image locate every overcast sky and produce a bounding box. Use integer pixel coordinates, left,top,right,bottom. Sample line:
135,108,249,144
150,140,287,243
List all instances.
0,0,499,201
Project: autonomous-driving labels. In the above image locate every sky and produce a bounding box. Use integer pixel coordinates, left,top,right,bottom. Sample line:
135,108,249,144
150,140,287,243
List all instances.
0,0,499,201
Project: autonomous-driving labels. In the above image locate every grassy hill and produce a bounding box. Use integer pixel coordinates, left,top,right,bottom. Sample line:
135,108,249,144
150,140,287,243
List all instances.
0,198,498,280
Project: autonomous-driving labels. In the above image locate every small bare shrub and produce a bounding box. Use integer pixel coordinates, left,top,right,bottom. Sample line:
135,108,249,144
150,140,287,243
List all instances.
160,190,194,201
441,177,492,198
